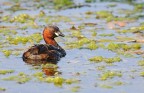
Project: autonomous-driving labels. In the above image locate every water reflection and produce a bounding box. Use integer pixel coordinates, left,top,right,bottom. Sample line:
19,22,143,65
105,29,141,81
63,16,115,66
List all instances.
23,59,60,76
23,59,58,65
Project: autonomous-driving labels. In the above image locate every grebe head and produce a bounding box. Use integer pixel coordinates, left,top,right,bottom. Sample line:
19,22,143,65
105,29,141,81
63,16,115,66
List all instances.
43,25,64,39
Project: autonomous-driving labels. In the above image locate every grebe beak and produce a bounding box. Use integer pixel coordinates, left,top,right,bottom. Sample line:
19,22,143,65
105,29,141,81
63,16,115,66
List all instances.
55,31,65,37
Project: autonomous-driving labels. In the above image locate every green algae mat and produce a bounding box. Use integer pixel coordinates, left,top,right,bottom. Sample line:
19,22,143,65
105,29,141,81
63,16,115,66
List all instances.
0,0,144,93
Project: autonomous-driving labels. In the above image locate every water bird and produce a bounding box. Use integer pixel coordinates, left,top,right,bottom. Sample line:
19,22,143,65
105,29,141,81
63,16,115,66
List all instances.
23,25,66,62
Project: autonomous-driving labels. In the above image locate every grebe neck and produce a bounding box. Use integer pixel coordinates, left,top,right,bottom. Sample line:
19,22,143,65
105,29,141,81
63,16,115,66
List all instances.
44,37,58,46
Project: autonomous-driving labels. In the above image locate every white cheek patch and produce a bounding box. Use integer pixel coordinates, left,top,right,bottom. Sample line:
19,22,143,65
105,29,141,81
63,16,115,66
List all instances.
55,32,59,36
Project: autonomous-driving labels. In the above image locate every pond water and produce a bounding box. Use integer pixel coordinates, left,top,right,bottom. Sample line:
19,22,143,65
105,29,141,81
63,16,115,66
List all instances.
0,0,144,93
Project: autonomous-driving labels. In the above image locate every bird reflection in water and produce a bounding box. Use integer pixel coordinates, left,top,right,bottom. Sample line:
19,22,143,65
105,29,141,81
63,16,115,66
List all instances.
23,59,61,76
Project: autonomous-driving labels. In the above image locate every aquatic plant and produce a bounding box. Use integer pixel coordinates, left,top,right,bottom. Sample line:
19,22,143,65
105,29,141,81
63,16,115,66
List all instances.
140,72,144,77
2,50,12,57
134,3,144,12
113,81,123,86
89,56,103,62
0,70,14,75
7,33,42,45
3,72,31,84
100,71,122,81
117,24,144,33
45,77,79,86
96,11,113,19
71,86,80,92
71,30,84,38
103,56,121,63
89,56,121,63
99,84,113,89
87,41,98,50
99,33,114,37
0,87,6,91
65,37,91,49
10,14,33,23
106,43,141,52
53,0,74,9
138,60,144,66
107,42,120,51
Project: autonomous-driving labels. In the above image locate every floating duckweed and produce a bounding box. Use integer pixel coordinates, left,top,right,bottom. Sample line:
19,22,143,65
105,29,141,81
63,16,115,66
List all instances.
0,29,17,35
45,77,54,83
96,11,113,19
17,77,31,84
134,3,144,12
99,39,115,43
89,56,103,62
2,76,17,81
138,60,144,66
10,14,31,23
45,76,64,86
2,50,12,57
117,24,144,33
107,42,120,51
71,31,84,38
103,56,121,63
108,3,117,7
33,72,44,77
20,26,28,30
2,15,10,21
99,33,114,37
89,56,121,63
106,43,140,51
66,37,91,49
100,71,122,81
85,0,94,3
114,81,123,86
0,70,14,75
87,41,98,50
131,44,141,50
39,10,45,17
37,77,45,82
53,77,64,85
65,78,79,84
97,66,105,70
0,87,6,91
27,20,39,29
71,86,80,92
77,38,90,45
121,44,131,51
53,0,74,9
92,31,97,36
3,72,31,84
99,84,113,89
8,33,42,45
43,16,71,23
98,43,105,48
85,11,93,15
45,77,79,86
140,72,144,77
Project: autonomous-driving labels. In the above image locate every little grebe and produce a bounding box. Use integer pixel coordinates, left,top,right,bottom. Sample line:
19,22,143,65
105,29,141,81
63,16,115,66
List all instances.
23,25,66,62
